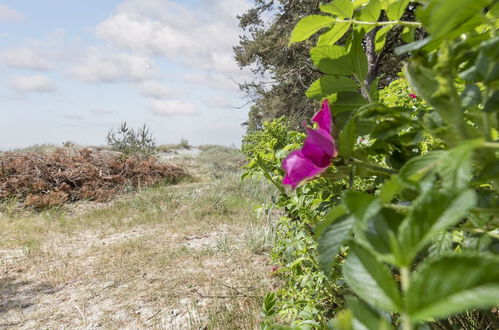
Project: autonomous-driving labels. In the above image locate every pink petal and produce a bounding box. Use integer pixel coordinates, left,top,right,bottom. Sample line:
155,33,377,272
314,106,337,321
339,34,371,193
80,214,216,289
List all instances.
282,150,328,188
312,99,332,133
302,128,335,167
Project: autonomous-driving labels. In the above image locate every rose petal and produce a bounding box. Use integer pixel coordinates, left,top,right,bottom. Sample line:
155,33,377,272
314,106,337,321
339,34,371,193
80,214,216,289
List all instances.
312,99,332,133
282,150,328,188
302,128,335,167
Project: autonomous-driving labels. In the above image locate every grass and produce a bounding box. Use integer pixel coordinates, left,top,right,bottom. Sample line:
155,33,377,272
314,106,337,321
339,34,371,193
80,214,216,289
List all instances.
0,145,279,329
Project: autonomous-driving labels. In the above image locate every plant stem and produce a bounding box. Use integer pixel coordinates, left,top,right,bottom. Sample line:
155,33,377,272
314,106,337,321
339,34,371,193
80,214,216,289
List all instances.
256,157,288,196
335,18,422,27
482,142,499,149
352,159,397,175
400,266,413,330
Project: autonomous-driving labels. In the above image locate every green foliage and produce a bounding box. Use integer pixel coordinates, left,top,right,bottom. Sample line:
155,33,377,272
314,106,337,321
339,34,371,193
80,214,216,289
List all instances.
106,122,156,159
292,0,499,328
244,0,499,328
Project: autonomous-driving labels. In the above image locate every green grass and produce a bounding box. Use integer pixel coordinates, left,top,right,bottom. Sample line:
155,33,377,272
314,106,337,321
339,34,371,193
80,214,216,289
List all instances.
0,145,278,329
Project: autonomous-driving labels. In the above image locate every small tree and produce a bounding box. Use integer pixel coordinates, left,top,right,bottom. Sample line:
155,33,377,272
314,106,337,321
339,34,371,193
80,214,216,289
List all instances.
106,122,157,159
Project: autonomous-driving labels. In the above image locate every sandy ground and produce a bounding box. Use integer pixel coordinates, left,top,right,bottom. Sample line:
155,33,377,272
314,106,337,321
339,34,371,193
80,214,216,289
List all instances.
0,152,277,329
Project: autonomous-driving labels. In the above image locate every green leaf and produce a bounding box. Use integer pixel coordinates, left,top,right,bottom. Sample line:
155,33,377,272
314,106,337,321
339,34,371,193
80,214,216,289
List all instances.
317,22,352,46
386,0,409,21
360,208,404,265
343,243,402,312
399,151,447,182
343,191,381,223
320,0,354,18
379,176,401,203
290,15,335,44
418,0,492,42
436,141,481,189
461,84,482,107
347,297,394,330
375,26,391,52
398,189,477,264
306,75,358,100
261,292,277,317
401,26,415,43
484,90,499,112
350,31,368,82
331,92,368,114
315,204,347,239
359,0,381,22
317,215,355,274
310,46,353,75
407,254,499,322
339,119,356,159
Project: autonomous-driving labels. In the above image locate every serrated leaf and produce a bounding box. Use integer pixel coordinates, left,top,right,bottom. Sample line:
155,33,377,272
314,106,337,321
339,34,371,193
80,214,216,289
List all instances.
310,45,353,75
436,141,481,189
343,191,381,223
407,254,499,322
359,208,404,265
339,119,356,159
398,189,477,264
317,22,352,46
418,0,491,41
306,75,358,100
343,243,402,312
331,91,368,114
351,31,368,82
290,15,335,44
317,215,355,274
386,0,409,21
347,297,394,330
359,0,381,22
399,150,447,182
321,0,354,18
375,26,391,52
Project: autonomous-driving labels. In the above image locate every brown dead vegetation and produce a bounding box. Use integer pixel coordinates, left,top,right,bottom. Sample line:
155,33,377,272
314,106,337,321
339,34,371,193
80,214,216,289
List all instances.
0,148,190,209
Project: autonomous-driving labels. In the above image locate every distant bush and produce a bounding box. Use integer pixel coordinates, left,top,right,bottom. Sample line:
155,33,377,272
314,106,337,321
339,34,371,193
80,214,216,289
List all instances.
179,137,191,149
106,122,156,159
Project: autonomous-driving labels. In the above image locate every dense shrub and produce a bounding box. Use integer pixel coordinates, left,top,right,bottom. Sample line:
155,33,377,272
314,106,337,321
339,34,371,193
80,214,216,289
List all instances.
246,1,499,329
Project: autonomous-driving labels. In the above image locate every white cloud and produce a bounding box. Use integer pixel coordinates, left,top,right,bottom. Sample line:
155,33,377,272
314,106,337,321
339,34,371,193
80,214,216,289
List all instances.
8,75,56,93
205,96,234,109
0,47,52,70
68,47,157,83
0,4,24,22
183,73,238,90
90,108,115,116
148,99,196,116
95,0,251,79
137,81,176,99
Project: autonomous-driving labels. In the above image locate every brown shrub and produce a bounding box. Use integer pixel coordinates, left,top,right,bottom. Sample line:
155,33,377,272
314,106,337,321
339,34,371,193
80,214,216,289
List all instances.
0,148,190,209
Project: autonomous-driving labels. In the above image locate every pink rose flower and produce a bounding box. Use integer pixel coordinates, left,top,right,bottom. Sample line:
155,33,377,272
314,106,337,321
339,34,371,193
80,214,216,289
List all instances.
409,93,417,99
282,100,337,189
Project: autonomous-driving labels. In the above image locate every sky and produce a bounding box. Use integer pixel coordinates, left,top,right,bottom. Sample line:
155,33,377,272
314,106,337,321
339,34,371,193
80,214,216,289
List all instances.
0,0,254,149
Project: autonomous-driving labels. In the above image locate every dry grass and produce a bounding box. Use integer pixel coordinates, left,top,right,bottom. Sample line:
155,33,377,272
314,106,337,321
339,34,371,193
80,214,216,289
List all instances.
0,146,278,329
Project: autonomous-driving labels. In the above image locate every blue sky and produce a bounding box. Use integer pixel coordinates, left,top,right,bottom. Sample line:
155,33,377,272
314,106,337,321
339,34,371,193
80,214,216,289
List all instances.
0,0,252,149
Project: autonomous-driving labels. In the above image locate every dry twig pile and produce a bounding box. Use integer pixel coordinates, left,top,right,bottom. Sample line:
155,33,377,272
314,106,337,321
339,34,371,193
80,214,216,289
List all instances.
0,148,190,208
